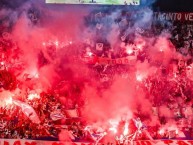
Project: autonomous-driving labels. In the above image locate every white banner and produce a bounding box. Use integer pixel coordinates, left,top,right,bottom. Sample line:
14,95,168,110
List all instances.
50,110,65,121
13,100,40,124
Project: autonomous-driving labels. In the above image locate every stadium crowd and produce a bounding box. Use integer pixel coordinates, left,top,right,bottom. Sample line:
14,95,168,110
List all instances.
0,7,193,143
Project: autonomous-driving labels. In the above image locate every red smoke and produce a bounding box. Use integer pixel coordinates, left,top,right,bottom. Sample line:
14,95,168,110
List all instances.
0,0,192,142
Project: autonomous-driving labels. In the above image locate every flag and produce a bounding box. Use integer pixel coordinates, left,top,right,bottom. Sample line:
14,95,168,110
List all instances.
184,106,193,118
96,43,103,51
65,109,79,118
13,99,40,124
133,118,143,129
50,109,65,121
169,130,177,139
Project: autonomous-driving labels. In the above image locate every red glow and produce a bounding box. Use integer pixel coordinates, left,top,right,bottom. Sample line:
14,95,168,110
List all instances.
27,93,40,100
109,119,119,134
123,121,129,136
0,4,192,142
136,74,143,81
5,97,13,105
126,45,134,55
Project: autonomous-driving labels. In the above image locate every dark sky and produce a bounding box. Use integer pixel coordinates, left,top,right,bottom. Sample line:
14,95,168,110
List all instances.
153,0,193,12
0,0,28,9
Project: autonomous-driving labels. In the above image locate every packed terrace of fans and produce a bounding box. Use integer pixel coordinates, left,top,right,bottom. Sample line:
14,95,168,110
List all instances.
0,8,193,142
